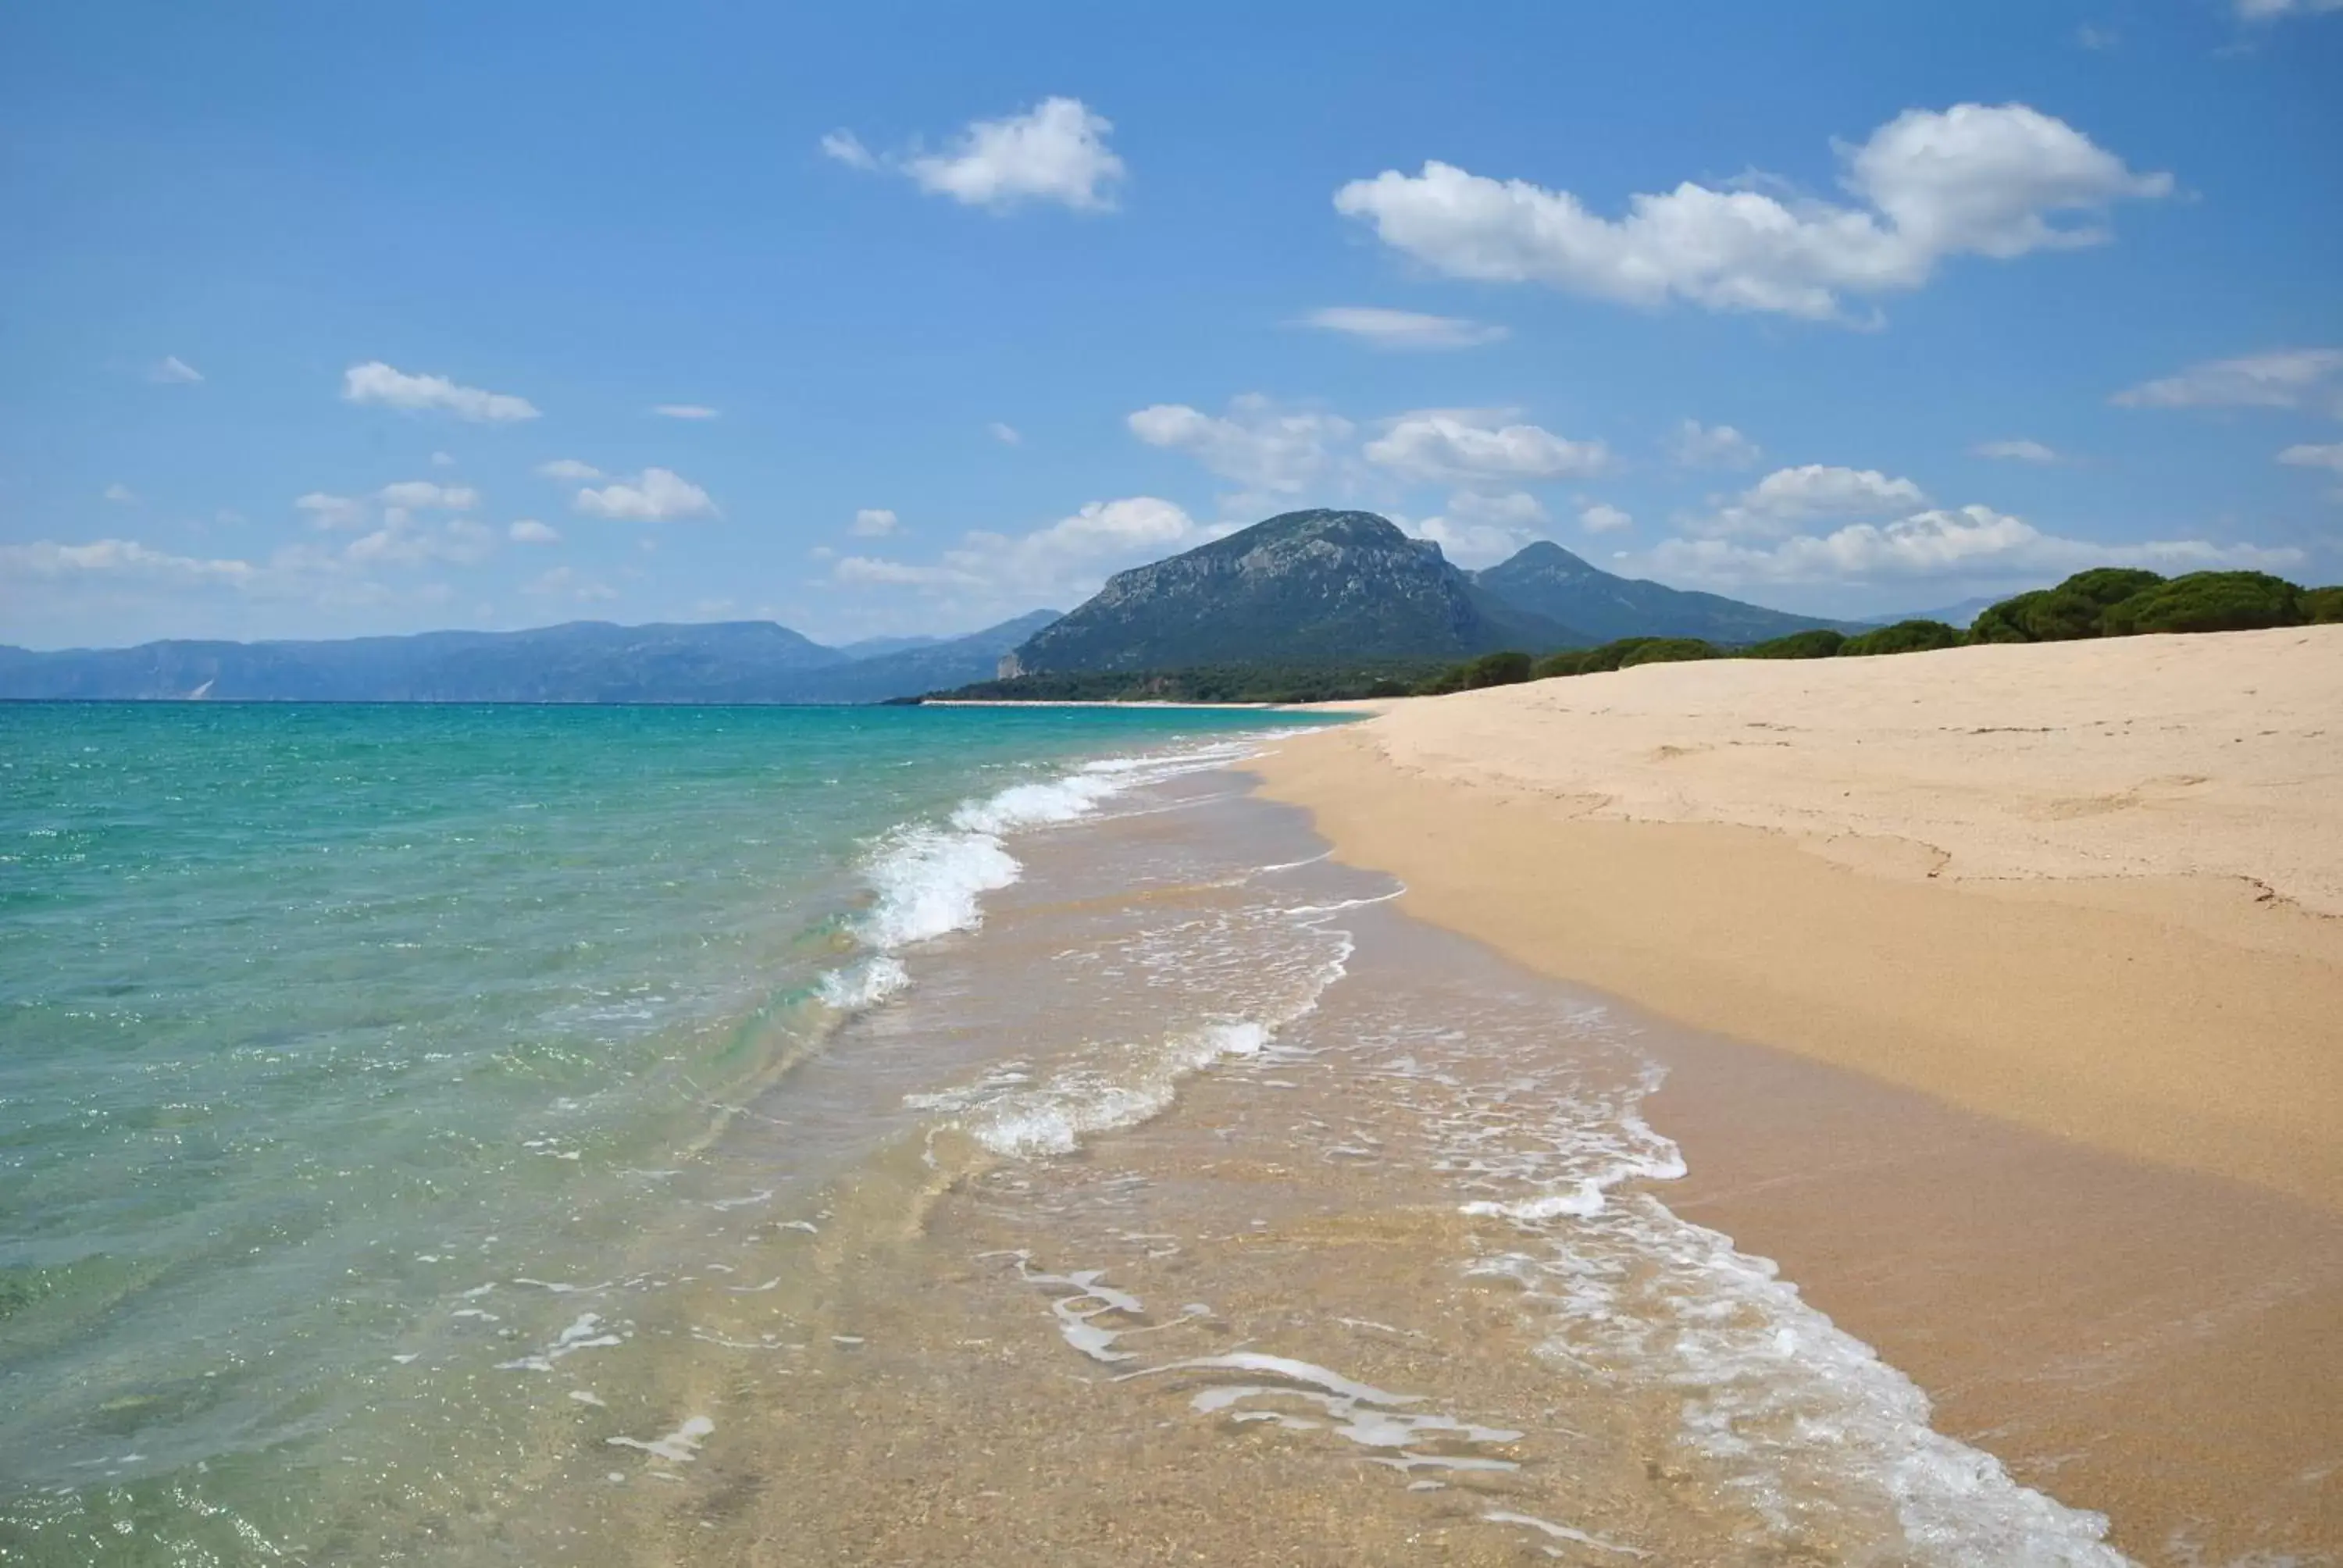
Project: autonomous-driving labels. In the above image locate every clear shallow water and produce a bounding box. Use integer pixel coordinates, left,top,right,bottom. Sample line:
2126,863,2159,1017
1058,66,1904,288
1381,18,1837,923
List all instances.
0,702,1314,1561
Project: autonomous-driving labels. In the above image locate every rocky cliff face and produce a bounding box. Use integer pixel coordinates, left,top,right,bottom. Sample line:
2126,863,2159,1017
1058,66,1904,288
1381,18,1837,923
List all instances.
1473,541,1849,644
1013,509,1575,672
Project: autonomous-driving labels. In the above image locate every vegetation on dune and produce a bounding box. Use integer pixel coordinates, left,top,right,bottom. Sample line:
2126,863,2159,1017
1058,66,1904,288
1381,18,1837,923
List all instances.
1968,568,2165,644
2095,571,2304,636
1838,619,1966,657
1415,650,1535,695
1617,637,1722,668
1742,628,1847,659
2306,586,2343,624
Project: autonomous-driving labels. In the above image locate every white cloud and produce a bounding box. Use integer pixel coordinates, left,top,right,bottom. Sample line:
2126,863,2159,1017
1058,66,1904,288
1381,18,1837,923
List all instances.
1668,420,1763,469
2236,0,2343,19
1364,410,1609,484
1129,395,1354,495
376,480,479,510
819,129,880,171
295,491,367,531
1580,501,1634,534
102,483,137,504
1973,438,2061,464
343,361,540,422
1334,103,2170,321
2279,441,2343,473
0,538,255,587
508,519,562,545
1635,505,2302,588
2112,348,2343,415
1407,490,1552,567
430,450,456,468
851,508,901,537
834,497,1208,607
536,458,604,482
652,404,719,419
523,565,618,602
149,355,203,385
1700,464,1928,536
1300,307,1508,350
2076,23,2120,48
346,516,494,568
830,97,1126,213
572,468,717,522
988,421,1023,445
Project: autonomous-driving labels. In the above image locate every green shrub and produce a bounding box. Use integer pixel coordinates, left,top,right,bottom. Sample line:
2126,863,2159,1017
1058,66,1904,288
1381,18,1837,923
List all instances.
2302,586,2343,625
2099,572,2303,636
1970,568,2166,643
1417,648,1535,695
1839,619,1964,657
1742,629,1846,659
1534,637,1663,679
1617,637,1721,668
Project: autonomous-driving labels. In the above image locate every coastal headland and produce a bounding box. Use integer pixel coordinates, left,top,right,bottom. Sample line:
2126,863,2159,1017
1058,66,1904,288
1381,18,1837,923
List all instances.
1254,624,2343,1559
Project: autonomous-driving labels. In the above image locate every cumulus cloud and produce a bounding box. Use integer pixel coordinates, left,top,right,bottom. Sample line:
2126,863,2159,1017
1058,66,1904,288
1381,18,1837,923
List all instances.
652,404,719,419
1973,438,2062,464
343,361,540,422
1668,420,1763,469
1334,103,2170,321
1365,410,1610,484
346,516,494,568
2279,441,2343,473
1300,307,1509,350
1635,505,2302,589
2112,347,2343,416
0,538,256,587
572,468,717,522
508,519,562,545
851,508,900,537
1699,464,1928,536
102,483,137,504
430,450,455,468
988,421,1022,445
1580,502,1634,534
827,97,1126,212
1407,490,1552,567
835,497,1208,608
376,480,479,510
536,458,604,482
149,355,203,385
1129,395,1355,496
296,492,367,531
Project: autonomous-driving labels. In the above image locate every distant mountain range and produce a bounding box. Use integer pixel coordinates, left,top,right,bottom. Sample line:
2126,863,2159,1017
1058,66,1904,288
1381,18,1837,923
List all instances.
1471,541,1858,643
5,508,1889,703
1011,509,1578,672
0,611,1057,704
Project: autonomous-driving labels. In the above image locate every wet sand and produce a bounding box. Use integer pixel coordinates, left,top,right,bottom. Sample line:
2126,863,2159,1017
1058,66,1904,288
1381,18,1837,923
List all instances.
1250,631,2343,1561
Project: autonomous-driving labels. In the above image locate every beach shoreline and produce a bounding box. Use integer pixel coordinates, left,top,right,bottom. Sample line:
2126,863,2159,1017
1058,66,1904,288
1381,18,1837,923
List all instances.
1248,627,2343,1559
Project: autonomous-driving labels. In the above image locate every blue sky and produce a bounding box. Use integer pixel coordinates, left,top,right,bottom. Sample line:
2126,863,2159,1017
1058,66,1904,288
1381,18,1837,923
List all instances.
4,0,2340,649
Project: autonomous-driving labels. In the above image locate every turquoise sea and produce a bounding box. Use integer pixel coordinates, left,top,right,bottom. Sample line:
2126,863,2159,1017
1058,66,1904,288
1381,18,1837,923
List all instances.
0,703,1311,1562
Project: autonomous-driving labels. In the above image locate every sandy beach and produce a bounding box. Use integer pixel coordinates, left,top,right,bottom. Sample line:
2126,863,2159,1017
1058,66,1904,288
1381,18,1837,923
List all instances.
1253,624,2343,1560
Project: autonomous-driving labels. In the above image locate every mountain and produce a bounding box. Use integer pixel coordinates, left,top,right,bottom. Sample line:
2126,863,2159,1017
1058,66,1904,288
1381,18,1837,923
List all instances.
750,611,1063,702
1011,509,1580,672
0,612,1061,704
1472,542,1854,644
